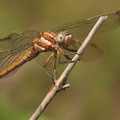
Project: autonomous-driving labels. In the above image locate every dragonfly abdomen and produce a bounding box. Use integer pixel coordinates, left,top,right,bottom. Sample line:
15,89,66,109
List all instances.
0,47,39,79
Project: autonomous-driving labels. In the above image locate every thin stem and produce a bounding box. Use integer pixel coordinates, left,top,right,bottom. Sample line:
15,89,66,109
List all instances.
29,16,107,120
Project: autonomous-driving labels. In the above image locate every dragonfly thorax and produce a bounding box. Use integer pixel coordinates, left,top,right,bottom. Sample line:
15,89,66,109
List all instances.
57,31,72,47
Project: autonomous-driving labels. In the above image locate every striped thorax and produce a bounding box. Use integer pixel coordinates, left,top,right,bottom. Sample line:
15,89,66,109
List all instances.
33,31,72,52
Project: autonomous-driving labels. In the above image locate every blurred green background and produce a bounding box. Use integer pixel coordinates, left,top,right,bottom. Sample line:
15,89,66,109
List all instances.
0,0,120,120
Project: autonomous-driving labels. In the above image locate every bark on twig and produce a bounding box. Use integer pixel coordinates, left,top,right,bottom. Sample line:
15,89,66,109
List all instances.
29,16,107,120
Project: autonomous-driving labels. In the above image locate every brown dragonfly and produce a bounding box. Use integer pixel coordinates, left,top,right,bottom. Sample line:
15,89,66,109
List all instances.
0,10,120,82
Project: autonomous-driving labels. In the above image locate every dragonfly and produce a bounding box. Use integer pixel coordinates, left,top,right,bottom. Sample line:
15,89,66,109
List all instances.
0,10,120,83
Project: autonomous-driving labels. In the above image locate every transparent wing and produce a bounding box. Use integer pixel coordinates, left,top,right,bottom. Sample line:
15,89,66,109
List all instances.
51,10,120,61
51,10,120,39
0,31,40,49
0,31,40,72
68,40,103,61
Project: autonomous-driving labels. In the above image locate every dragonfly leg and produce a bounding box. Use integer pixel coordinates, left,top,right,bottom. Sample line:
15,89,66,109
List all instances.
42,52,55,83
41,65,54,82
58,48,76,63
63,46,83,57
53,52,57,82
42,52,59,84
43,52,54,67
63,46,77,52
57,50,71,64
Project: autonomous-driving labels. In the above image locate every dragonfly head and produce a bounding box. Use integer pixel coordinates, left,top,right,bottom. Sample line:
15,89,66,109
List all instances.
57,31,72,47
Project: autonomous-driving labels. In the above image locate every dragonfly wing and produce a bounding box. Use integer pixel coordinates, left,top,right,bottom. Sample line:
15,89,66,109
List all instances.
0,31,40,78
0,44,28,71
0,47,26,79
65,40,103,61
0,31,40,49
81,43,103,61
51,10,120,39
0,51,22,79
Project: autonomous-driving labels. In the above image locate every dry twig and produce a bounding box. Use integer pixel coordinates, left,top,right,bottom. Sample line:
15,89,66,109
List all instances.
30,16,107,120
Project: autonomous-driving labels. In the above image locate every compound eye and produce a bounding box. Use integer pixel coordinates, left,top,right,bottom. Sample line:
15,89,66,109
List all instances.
65,34,72,47
59,34,65,41
57,32,66,44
